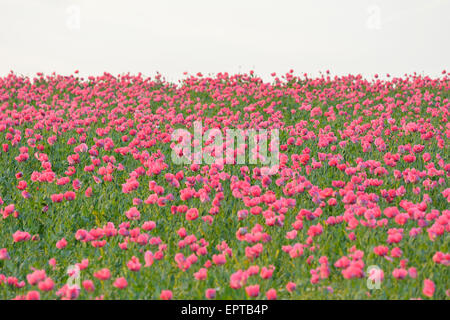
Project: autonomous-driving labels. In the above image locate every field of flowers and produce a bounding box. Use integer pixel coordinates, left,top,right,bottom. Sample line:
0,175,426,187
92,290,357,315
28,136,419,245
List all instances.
0,70,448,300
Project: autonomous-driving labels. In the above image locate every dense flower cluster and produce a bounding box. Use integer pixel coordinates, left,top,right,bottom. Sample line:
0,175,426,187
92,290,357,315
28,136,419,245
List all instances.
0,71,448,299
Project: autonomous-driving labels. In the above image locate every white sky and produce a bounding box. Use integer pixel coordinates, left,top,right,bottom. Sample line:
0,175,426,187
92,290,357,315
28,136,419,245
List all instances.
0,0,448,81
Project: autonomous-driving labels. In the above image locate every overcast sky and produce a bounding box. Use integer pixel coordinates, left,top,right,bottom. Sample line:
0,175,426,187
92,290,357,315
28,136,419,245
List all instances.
0,0,448,81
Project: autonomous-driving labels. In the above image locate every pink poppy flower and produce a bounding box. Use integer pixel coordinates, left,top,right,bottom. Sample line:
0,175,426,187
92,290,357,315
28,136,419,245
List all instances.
93,268,111,281
205,288,216,299
245,285,260,298
113,277,128,289
160,290,173,300
422,279,435,298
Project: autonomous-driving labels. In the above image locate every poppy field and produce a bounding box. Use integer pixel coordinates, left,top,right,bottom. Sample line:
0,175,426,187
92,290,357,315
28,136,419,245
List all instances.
0,70,448,300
